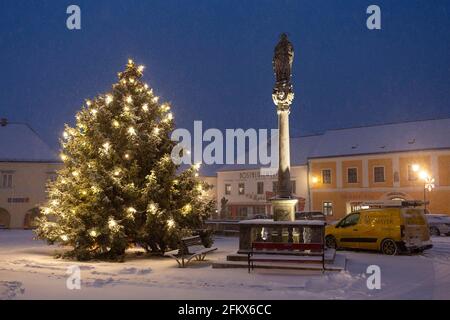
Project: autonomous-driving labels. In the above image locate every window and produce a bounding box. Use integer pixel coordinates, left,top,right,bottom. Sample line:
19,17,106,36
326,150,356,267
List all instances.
339,213,360,228
272,181,278,193
225,184,231,195
374,166,385,183
257,181,264,195
290,180,296,194
238,207,248,218
407,165,418,181
323,202,333,216
1,173,13,188
322,169,332,184
238,183,245,195
347,168,358,183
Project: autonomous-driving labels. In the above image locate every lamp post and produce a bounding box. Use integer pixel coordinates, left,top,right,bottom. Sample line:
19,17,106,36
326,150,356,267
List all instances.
412,164,435,213
418,170,435,214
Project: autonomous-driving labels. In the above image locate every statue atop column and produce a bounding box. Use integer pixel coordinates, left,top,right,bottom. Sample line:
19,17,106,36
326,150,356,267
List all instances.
273,33,294,84
272,33,294,110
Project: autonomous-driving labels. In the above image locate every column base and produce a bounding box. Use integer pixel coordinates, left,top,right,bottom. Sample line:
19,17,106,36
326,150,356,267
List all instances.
270,198,298,222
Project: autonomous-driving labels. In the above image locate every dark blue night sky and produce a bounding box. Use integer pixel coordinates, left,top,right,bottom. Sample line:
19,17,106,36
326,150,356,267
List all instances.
1,0,450,149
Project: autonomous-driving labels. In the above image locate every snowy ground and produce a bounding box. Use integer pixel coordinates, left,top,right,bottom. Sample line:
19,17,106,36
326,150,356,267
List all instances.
1,230,450,300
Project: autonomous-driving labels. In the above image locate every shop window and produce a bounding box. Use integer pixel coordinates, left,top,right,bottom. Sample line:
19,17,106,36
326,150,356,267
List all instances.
238,207,248,218
323,202,333,216
225,184,231,195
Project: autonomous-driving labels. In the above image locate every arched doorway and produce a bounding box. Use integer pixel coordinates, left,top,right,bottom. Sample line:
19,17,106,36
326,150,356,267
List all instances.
0,208,11,229
382,192,412,201
23,207,41,229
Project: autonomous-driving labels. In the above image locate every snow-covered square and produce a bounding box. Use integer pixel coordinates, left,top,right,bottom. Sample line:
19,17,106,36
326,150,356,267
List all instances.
1,230,449,300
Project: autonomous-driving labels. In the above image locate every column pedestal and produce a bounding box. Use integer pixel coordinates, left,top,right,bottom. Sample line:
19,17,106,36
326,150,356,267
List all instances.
270,198,298,221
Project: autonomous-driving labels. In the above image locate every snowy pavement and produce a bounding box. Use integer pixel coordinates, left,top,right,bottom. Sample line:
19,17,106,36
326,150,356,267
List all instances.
0,230,449,299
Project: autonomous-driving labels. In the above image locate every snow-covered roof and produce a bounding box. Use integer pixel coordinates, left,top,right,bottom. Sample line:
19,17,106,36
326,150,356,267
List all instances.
309,118,450,159
214,118,450,173
0,122,60,162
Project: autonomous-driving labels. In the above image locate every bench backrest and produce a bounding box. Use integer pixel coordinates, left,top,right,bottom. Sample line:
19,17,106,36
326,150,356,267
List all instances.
252,242,323,252
180,236,203,254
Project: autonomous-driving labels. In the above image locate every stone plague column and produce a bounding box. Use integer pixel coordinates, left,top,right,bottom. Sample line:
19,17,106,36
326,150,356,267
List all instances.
270,33,298,221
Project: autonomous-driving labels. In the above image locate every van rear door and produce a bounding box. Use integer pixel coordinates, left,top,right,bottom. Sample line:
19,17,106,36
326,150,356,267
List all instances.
401,208,430,247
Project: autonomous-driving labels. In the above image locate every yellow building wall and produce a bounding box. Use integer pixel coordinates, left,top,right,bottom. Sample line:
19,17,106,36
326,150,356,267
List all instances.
368,158,393,187
399,155,431,187
310,161,336,189
438,155,450,186
342,160,363,188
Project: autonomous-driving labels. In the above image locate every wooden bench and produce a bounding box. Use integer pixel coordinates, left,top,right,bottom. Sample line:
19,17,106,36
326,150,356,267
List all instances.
166,235,217,268
247,242,326,273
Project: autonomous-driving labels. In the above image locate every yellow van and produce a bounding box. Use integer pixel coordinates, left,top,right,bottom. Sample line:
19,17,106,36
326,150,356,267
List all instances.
325,201,432,255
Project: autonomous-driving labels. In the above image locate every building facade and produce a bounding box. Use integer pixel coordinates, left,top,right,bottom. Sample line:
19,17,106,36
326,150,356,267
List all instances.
0,121,62,229
210,118,450,221
309,150,450,220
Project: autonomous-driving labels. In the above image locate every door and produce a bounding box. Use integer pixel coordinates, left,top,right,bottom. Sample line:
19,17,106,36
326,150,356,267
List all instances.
356,211,380,250
336,212,361,249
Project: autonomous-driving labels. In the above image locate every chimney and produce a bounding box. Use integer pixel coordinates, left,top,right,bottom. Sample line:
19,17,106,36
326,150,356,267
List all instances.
0,118,7,127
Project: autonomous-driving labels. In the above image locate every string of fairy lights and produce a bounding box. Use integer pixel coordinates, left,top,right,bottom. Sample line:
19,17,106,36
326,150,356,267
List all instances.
41,59,204,243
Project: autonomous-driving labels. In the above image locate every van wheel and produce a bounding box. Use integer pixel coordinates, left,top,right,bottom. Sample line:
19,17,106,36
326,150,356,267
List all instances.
430,227,440,237
381,239,398,255
325,235,337,249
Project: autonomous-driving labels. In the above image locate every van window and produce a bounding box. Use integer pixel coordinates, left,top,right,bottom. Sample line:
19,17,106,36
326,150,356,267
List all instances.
339,213,360,227
402,208,426,225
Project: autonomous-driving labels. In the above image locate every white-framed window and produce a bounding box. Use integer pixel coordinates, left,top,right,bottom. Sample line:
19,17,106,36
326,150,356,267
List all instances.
347,167,358,183
225,184,231,195
322,169,332,184
374,166,385,183
238,183,245,195
257,181,264,195
1,172,13,188
323,201,333,216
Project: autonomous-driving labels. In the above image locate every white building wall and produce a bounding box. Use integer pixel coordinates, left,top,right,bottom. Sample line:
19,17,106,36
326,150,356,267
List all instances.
0,162,62,228
215,165,309,218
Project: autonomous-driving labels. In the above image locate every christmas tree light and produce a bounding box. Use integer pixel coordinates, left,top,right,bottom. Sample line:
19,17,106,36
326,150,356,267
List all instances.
105,94,113,105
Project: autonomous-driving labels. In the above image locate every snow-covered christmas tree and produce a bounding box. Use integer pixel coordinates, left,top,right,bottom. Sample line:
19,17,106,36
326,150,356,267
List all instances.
36,59,214,261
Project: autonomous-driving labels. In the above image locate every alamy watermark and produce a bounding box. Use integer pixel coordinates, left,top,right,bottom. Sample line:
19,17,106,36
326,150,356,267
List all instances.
366,265,381,290
171,121,279,174
66,5,81,30
66,265,81,290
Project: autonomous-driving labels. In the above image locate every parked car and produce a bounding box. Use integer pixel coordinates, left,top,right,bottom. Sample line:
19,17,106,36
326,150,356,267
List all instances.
295,211,326,221
425,214,450,236
325,205,432,255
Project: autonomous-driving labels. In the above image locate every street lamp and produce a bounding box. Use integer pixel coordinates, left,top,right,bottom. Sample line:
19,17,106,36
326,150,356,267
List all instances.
419,171,435,213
